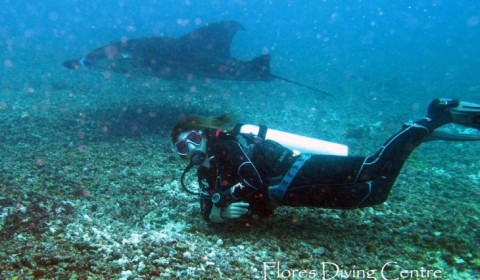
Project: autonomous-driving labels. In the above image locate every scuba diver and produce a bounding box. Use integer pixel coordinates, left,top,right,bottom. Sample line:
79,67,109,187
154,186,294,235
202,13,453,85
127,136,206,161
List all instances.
171,99,480,223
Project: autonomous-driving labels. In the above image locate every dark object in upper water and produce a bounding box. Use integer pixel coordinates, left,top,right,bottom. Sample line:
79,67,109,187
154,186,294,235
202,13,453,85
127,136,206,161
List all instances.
63,21,332,96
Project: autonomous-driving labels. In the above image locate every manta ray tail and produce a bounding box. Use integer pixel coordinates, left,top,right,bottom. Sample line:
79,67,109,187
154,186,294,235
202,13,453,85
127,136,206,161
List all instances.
271,73,333,97
249,55,332,97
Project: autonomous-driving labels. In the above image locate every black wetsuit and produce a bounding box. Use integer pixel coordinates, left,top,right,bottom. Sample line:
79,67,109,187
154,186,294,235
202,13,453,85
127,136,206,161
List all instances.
198,123,430,222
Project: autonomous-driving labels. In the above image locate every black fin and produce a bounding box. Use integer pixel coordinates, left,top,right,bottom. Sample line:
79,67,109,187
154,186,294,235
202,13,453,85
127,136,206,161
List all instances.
425,130,480,142
179,21,245,58
250,54,273,81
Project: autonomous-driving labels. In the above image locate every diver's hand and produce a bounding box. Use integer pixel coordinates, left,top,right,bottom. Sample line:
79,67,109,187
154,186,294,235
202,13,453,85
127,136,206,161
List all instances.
221,202,249,219
209,202,249,223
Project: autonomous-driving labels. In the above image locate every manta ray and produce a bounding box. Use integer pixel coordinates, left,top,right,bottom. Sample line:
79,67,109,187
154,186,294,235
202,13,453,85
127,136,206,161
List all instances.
64,21,331,96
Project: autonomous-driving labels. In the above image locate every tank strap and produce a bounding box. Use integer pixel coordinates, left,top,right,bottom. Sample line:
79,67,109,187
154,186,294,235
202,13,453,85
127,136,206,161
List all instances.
268,154,311,201
232,123,243,135
257,125,268,139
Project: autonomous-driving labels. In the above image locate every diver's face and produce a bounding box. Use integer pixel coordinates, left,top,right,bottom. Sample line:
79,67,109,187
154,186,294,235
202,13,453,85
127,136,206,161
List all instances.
174,130,206,158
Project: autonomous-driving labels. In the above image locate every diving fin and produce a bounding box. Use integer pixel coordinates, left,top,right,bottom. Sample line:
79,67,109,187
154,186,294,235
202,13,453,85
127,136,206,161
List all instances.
448,100,480,130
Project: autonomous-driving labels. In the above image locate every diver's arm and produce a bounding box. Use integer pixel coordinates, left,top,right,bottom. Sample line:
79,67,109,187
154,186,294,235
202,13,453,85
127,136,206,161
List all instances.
211,181,256,207
198,162,251,223
198,176,252,223
215,140,264,188
201,183,251,223
206,139,264,209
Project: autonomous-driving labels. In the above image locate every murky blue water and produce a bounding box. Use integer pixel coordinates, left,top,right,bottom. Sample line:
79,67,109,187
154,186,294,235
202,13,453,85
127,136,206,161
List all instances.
2,1,479,97
1,1,479,279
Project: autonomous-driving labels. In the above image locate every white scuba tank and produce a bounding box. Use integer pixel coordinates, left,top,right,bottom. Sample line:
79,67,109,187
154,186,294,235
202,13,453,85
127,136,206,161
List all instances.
239,124,348,156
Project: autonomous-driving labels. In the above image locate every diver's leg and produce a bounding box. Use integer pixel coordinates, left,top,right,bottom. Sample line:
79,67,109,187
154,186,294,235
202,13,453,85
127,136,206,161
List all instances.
280,175,392,209
279,99,459,209
358,98,459,181
279,155,391,208
278,135,420,209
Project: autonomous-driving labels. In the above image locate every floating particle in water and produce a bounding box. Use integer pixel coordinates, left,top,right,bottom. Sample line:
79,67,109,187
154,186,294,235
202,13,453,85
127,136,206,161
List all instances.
467,16,479,27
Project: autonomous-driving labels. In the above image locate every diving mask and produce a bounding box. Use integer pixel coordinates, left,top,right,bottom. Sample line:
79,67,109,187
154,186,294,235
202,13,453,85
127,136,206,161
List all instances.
174,131,203,156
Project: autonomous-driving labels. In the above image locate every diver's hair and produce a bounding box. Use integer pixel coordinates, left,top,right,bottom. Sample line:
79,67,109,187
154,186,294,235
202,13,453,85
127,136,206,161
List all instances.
171,114,233,144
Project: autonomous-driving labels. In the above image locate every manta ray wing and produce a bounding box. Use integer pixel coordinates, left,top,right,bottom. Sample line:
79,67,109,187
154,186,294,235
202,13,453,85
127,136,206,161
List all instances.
178,21,245,59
